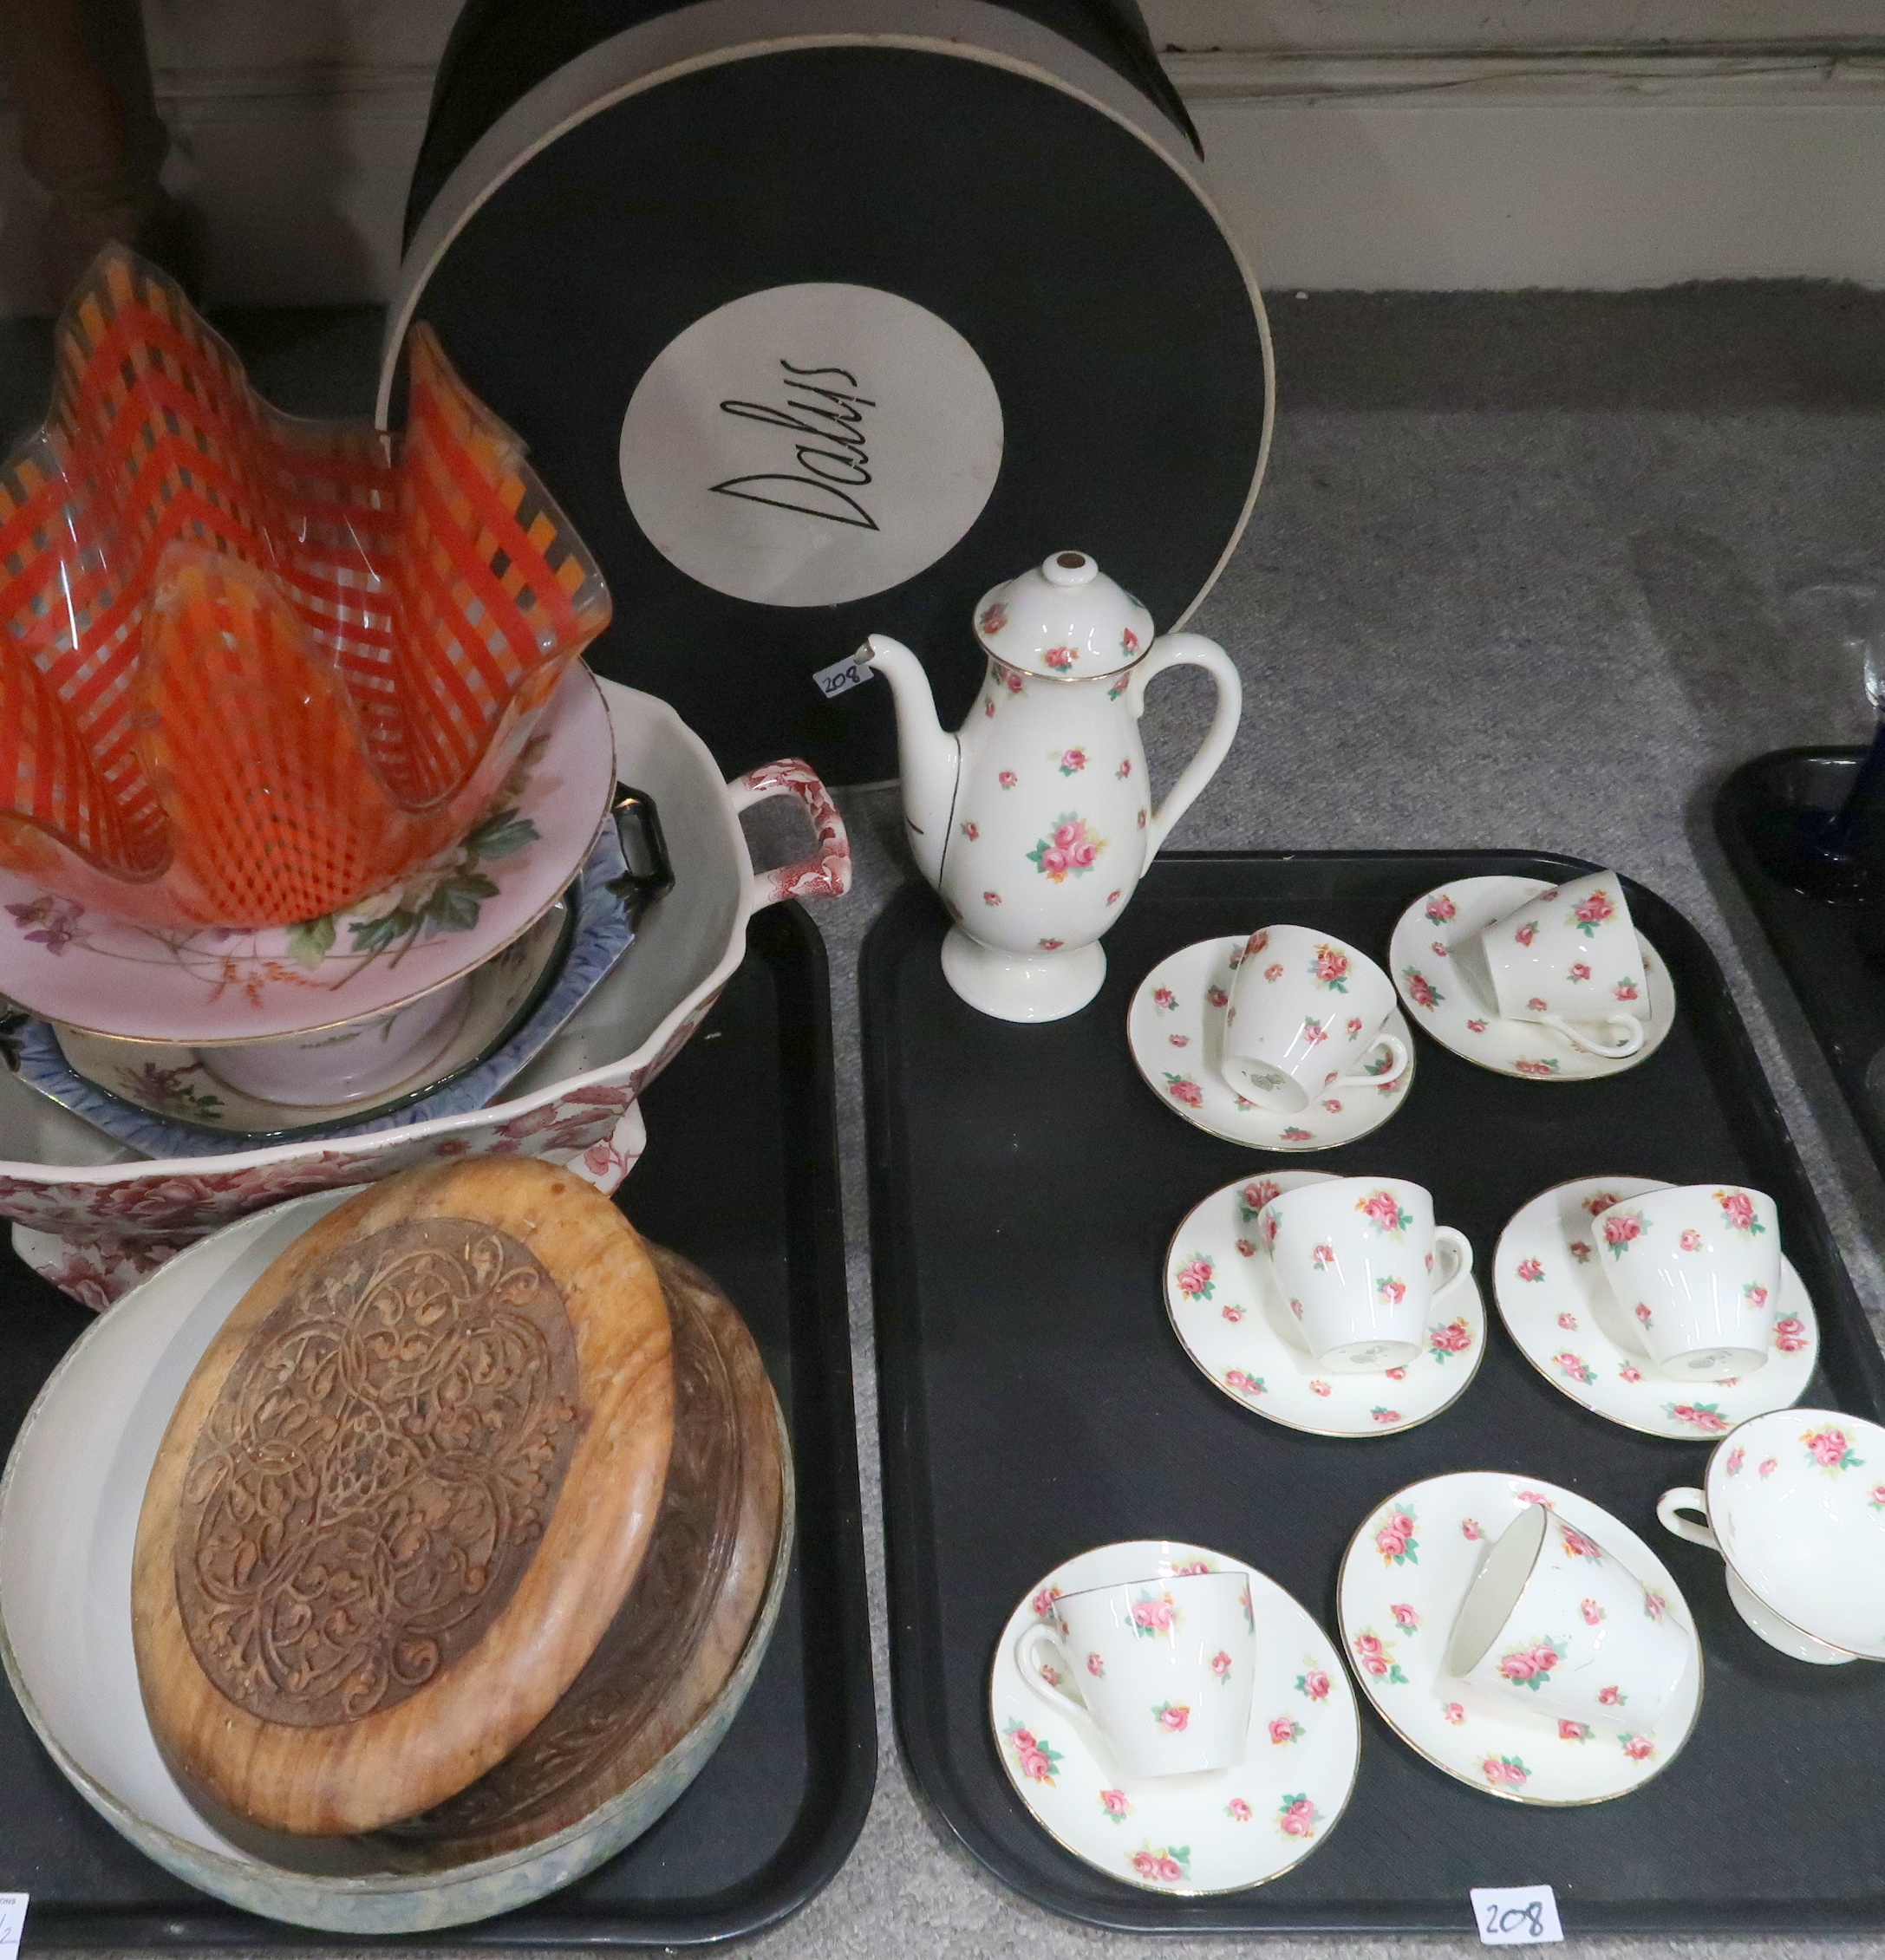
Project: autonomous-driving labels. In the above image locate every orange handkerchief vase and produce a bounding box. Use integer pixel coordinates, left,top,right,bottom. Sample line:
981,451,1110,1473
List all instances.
0,248,610,929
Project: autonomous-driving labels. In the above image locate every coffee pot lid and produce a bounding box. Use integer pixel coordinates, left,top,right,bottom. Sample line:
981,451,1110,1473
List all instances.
973,551,1155,680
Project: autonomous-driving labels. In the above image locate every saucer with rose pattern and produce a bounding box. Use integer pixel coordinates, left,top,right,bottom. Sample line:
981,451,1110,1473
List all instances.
1338,1472,1702,1806
1390,876,1675,1082
1494,1176,1817,1440
991,1539,1359,1894
1130,937,1414,1149
1165,1171,1486,1438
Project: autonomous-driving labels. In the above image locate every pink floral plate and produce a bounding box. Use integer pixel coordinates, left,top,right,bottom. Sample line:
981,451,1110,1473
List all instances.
1493,1175,1817,1440
990,1539,1359,1894
1338,1473,1702,1806
0,666,616,1045
1165,1171,1486,1438
1389,876,1675,1082
1129,938,1414,1149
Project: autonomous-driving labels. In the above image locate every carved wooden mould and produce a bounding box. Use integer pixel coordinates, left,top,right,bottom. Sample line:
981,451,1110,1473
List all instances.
133,1158,674,1837
382,1242,786,1863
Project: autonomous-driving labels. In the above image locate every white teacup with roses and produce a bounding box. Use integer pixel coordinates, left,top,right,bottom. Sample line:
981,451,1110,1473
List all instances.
1219,924,1410,1114
1659,1407,1885,1665
1445,1503,1690,1731
1015,1570,1256,1778
1595,1183,1779,1382
1253,1175,1473,1373
1476,870,1649,1058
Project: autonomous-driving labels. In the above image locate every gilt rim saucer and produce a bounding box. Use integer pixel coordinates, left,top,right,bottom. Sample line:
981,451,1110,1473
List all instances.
0,666,615,1045
1164,1171,1486,1438
1493,1175,1817,1440
1129,937,1414,1149
1337,1472,1702,1806
1389,876,1675,1082
991,1539,1359,1895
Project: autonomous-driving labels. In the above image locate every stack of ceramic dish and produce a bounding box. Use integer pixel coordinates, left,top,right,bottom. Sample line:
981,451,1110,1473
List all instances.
0,1167,793,1931
0,679,849,1309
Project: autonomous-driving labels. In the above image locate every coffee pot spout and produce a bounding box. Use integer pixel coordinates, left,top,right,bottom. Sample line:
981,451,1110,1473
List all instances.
858,635,960,885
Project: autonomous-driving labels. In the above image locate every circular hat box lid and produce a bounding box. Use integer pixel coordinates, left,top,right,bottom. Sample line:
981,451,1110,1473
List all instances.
381,0,1272,785
131,1157,675,1839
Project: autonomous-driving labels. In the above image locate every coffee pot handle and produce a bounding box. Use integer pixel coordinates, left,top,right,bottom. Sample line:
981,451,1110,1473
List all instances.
1132,633,1243,856
1656,1487,1721,1552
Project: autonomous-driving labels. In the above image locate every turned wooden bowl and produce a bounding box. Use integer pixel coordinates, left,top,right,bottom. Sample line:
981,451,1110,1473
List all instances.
131,1157,675,1837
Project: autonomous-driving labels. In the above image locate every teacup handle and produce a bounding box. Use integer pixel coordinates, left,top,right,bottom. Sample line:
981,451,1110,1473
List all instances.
1131,634,1243,856
1432,1225,1475,1299
1014,1624,1094,1728
1656,1486,1720,1553
1330,1032,1411,1093
1542,1012,1645,1058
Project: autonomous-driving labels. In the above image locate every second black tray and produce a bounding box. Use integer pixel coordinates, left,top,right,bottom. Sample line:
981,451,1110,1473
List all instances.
1,902,875,1950
1715,746,1885,1184
864,851,1885,1936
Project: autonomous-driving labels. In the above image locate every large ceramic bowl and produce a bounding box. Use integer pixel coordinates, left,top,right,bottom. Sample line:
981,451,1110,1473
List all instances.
0,1193,794,1931
0,680,849,1307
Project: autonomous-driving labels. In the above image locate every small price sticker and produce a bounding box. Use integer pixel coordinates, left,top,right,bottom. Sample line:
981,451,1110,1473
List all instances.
812,653,875,701
0,1892,28,1960
1471,1885,1562,1944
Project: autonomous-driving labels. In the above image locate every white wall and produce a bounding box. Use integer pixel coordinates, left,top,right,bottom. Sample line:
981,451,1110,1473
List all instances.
1,0,1880,310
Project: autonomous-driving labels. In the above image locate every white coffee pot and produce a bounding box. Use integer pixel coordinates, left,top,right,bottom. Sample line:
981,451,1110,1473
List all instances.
860,550,1241,1020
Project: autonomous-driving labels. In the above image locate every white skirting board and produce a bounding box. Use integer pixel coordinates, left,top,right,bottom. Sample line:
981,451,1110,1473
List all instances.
1,46,1882,310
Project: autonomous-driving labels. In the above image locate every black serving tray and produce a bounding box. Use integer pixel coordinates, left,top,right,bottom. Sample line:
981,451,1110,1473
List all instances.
0,902,875,1950
863,852,1885,1937
1715,746,1885,1184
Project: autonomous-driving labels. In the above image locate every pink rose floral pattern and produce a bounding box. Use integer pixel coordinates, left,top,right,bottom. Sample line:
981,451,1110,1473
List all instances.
1055,748,1087,775
1153,1702,1190,1732
1176,1255,1215,1299
1224,1797,1253,1823
1131,1589,1180,1637
1278,1794,1320,1839
1224,1369,1265,1399
1376,1508,1419,1566
1425,894,1457,925
1715,1188,1765,1234
1027,812,1106,882
1496,1636,1566,1690
1483,1755,1530,1790
1164,1074,1203,1108
1003,1721,1061,1784
1429,1318,1472,1362
1312,944,1350,989
1572,889,1615,934
1269,1715,1305,1745
1803,1425,1864,1472
1239,1178,1282,1221
1129,1845,1190,1885
1602,1209,1644,1254
1665,1402,1731,1434
1554,1351,1596,1386
1516,1257,1545,1282
1099,1787,1131,1822
1401,967,1442,1011
1357,1188,1413,1236
1353,1631,1408,1684
1296,1667,1330,1701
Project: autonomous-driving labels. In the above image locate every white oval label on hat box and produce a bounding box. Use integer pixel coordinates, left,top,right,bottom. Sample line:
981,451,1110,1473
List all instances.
619,282,1004,609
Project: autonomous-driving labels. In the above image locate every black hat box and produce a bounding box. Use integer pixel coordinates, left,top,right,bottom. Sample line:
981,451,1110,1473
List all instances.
379,0,1272,783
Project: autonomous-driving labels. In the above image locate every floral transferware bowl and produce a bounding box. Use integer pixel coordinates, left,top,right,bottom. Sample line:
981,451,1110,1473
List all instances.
0,248,612,934
0,682,849,1307
14,780,666,1152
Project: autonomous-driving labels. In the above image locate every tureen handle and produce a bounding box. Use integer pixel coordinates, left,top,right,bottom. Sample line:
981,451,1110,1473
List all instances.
1131,633,1243,856
726,758,854,909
